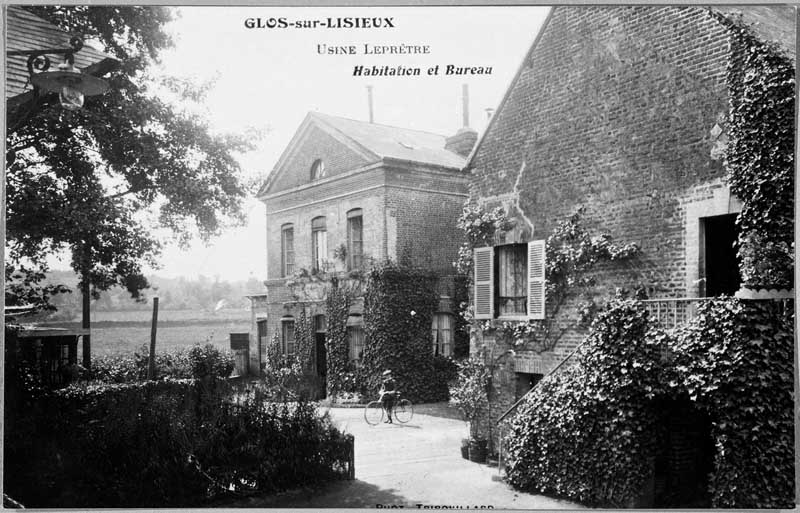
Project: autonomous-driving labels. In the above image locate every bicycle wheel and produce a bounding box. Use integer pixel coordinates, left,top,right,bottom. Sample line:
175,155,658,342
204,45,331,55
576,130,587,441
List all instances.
364,401,384,425
394,399,413,423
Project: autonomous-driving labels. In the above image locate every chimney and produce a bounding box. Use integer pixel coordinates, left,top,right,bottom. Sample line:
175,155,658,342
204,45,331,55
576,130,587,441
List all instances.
367,85,374,123
445,83,478,158
462,83,469,128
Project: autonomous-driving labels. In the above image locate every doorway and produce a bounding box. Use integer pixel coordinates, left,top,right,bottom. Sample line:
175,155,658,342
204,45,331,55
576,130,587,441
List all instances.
701,214,741,296
653,399,714,507
314,315,327,397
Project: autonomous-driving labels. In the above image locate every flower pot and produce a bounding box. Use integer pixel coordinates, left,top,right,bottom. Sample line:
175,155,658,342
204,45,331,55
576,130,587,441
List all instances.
468,439,488,463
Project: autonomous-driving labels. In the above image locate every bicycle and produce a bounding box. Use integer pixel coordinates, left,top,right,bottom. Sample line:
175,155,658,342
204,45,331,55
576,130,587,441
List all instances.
364,393,413,425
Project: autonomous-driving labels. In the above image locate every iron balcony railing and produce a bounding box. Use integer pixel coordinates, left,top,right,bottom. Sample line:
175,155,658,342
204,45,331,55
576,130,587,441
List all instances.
640,297,711,330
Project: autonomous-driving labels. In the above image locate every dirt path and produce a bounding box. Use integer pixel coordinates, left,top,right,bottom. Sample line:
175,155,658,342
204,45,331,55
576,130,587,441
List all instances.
230,403,583,509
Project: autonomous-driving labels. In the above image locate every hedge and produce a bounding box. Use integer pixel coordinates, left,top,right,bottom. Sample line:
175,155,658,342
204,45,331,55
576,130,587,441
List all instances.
504,298,794,508
4,378,351,508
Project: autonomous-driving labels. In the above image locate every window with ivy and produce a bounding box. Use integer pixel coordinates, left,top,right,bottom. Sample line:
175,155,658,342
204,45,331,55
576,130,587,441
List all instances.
282,319,295,356
474,240,545,320
347,324,365,363
431,313,453,356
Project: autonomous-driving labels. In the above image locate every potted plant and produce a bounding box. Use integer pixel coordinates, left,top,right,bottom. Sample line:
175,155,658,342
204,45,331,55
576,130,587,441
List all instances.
449,355,491,463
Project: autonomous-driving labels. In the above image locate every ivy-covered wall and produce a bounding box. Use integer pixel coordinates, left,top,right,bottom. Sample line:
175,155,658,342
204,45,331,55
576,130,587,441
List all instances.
714,12,795,290
324,278,352,398
362,262,450,403
504,298,794,508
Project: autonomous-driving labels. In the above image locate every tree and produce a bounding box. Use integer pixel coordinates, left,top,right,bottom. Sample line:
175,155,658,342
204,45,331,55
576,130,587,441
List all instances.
6,6,259,311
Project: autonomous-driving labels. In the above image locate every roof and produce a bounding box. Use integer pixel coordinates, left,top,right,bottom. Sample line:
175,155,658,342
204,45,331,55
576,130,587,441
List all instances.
5,5,118,101
311,112,467,169
259,111,469,196
711,5,796,59
17,325,90,338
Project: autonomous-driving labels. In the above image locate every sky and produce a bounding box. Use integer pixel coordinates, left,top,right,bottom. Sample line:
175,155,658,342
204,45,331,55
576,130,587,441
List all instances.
99,6,549,281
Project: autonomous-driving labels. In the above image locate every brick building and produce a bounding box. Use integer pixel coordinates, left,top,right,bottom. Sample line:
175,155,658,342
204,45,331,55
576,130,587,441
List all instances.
463,5,794,449
247,112,475,381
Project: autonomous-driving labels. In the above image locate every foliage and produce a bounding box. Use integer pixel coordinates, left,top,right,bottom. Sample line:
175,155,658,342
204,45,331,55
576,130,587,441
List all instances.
504,297,794,508
449,355,491,439
6,6,259,309
464,207,640,352
4,379,351,507
325,278,352,398
451,275,471,357
85,343,232,382
671,299,794,508
293,309,315,371
187,344,235,380
453,201,512,276
362,261,443,403
712,12,795,289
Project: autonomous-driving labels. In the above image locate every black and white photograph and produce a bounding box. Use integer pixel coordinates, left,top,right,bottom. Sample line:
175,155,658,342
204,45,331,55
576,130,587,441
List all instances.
3,3,796,510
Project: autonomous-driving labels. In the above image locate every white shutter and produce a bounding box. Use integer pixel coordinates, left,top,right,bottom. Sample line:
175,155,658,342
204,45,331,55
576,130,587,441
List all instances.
527,240,546,320
474,247,494,319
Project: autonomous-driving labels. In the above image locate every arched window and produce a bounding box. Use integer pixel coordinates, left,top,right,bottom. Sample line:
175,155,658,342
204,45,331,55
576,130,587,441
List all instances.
281,316,295,356
311,159,326,180
311,216,327,271
346,208,363,270
281,223,294,277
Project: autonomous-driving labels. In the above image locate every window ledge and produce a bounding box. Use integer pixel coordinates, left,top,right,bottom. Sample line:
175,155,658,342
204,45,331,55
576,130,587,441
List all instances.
496,316,529,322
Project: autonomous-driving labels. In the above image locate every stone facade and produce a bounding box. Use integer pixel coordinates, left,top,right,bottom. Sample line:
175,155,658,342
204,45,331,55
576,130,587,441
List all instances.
465,6,793,441
251,112,472,376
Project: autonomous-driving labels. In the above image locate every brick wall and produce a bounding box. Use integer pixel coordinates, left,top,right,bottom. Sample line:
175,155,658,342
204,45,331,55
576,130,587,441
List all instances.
265,185,387,280
268,123,374,194
385,166,468,274
467,6,737,439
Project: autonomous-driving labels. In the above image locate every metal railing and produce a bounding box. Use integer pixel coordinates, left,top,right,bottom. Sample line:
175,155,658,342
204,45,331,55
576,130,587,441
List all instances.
640,297,711,330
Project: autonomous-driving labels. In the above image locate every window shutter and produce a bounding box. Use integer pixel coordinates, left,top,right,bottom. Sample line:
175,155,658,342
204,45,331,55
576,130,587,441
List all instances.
527,240,546,320
474,247,494,319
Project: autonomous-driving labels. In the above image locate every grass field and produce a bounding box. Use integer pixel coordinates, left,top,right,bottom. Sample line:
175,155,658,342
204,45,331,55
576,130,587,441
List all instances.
40,309,251,356
92,321,251,356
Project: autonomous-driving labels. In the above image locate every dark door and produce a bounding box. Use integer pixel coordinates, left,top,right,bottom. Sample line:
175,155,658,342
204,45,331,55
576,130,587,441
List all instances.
703,214,741,296
315,334,327,377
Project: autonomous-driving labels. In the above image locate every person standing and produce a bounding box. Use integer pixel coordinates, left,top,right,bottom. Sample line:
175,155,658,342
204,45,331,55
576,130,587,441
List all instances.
379,369,397,423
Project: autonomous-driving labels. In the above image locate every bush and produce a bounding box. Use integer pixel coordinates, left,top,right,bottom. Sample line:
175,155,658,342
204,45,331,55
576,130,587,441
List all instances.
4,378,352,508
449,355,491,439
87,344,233,383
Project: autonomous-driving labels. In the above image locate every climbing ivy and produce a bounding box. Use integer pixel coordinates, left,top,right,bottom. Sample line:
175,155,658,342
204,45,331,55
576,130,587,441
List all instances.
324,277,352,399
672,299,795,508
712,12,795,289
461,207,641,352
294,309,315,371
504,297,794,508
362,261,446,403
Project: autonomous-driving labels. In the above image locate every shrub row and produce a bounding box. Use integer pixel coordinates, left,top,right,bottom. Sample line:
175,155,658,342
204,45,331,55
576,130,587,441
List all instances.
504,298,794,508
4,378,351,508
88,343,234,383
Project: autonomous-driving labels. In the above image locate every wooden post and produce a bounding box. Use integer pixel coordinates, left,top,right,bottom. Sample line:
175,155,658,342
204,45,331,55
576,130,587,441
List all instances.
81,273,91,369
147,297,159,380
